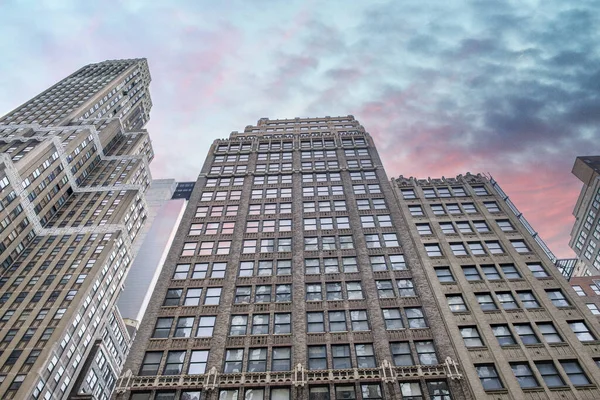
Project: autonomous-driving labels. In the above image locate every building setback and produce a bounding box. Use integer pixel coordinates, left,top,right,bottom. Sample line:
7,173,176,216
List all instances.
569,156,600,276
0,59,154,399
394,173,600,399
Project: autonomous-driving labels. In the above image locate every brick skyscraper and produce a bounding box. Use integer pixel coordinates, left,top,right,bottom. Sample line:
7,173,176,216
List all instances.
116,116,600,400
0,59,154,399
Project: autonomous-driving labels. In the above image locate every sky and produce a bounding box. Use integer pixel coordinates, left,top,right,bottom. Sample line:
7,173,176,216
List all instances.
1,0,599,258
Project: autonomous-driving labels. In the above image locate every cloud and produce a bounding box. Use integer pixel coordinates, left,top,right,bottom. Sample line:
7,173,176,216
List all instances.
1,0,598,258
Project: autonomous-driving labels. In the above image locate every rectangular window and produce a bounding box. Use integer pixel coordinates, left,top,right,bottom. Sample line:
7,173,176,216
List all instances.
308,346,327,370
568,321,596,342
517,291,540,309
511,363,539,388
163,351,185,375
447,295,468,312
492,324,516,346
331,345,351,369
188,350,209,374
329,311,347,332
560,360,590,386
275,313,291,334
476,364,504,391
460,326,483,347
535,361,565,387
382,309,404,330
391,342,413,366
140,352,162,376
435,267,455,283
546,289,570,307
355,344,376,368
307,312,324,333
224,349,244,373
197,316,216,337
514,323,540,345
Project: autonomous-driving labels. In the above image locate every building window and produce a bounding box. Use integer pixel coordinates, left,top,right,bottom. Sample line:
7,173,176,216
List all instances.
511,363,539,388
397,279,416,296
415,341,438,365
460,326,484,347
181,242,197,257
188,350,209,374
536,322,563,343
568,321,596,342
152,318,173,338
560,360,590,386
406,307,427,328
329,311,347,332
527,263,549,278
335,386,356,400
492,325,516,346
247,348,267,372
224,349,244,373
229,315,248,336
416,223,432,235
382,309,404,330
427,381,452,400
546,289,570,307
425,244,442,257
435,267,455,283
163,289,182,306
462,266,481,281
496,220,514,231
332,345,352,369
140,352,162,376
275,313,291,334
350,310,369,331
496,292,518,310
361,384,382,399
515,291,538,309
271,388,291,400
409,206,423,216
476,364,504,391
204,287,221,305
309,386,329,400
572,285,586,296
450,243,467,256
587,303,600,315
252,315,270,335
183,288,202,306
511,240,530,253
534,361,565,387
440,222,456,234
483,201,500,212
355,344,376,368
326,283,343,301
163,351,185,375
197,316,216,337
484,241,504,254
306,284,322,301
447,295,468,312
473,221,490,232
307,312,325,332
476,293,497,311
402,189,416,199
174,317,194,337
481,265,501,280
514,323,540,345
390,342,413,366
308,345,328,371
376,280,395,298
468,242,486,255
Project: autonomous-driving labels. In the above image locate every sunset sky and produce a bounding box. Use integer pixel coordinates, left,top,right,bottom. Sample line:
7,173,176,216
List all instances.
1,0,599,257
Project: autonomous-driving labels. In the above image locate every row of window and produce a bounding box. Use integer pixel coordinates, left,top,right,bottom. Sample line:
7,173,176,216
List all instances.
460,320,595,348
424,240,529,257
172,254,406,280
152,306,427,340
401,185,488,199
447,288,597,317
477,360,591,391
435,263,523,282
417,219,515,235
193,199,388,218
408,201,500,216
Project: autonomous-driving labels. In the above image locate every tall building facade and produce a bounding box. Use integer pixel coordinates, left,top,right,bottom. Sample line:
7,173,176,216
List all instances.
117,116,600,400
394,173,600,399
117,116,474,400
0,59,154,399
569,156,600,276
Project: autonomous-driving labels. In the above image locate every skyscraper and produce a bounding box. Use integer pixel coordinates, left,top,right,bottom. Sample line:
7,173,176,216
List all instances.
0,59,154,399
117,116,470,400
117,116,600,400
394,173,600,398
569,156,600,276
